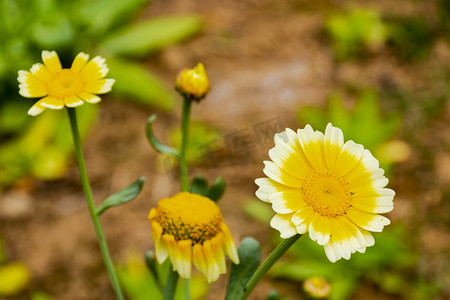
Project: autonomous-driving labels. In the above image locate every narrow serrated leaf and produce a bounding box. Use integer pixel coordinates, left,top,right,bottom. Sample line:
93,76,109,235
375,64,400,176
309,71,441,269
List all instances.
225,237,262,300
96,177,146,215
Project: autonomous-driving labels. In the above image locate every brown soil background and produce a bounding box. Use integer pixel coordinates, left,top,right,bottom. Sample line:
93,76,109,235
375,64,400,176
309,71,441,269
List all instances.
1,0,450,299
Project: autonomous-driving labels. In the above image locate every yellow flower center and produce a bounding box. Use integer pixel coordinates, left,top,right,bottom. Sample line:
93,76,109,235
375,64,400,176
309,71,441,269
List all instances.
301,170,352,218
153,192,223,244
47,69,86,98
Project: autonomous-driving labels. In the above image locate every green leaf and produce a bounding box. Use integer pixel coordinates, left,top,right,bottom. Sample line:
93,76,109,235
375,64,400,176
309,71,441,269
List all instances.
266,290,281,300
100,14,203,56
107,59,176,110
189,175,208,196
146,115,180,158
225,237,262,300
206,176,226,202
96,177,146,215
144,251,163,294
78,0,150,36
243,199,274,224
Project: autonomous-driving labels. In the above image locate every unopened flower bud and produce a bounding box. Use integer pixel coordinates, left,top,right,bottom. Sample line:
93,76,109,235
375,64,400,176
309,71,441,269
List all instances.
175,63,210,101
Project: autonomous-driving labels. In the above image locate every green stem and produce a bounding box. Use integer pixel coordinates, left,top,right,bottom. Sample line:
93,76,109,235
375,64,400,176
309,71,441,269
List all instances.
179,98,192,192
163,269,179,300
240,234,302,300
163,98,193,300
180,98,192,300
67,108,124,300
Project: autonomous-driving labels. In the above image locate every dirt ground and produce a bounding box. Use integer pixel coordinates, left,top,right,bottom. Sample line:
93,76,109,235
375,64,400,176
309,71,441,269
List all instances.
1,0,449,299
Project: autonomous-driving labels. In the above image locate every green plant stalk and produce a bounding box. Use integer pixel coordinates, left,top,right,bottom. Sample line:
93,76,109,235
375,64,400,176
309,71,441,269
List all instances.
67,108,124,300
163,97,193,300
180,97,192,192
163,269,179,300
240,234,302,300
180,97,192,300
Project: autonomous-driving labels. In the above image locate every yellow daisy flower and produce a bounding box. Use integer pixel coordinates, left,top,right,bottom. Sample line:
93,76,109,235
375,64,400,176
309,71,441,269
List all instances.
255,123,395,262
18,50,115,116
148,192,239,282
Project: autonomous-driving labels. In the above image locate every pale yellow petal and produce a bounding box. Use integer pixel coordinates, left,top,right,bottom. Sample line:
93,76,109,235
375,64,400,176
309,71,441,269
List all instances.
335,141,365,177
203,240,220,283
192,244,207,277
291,206,315,234
269,136,311,180
308,214,330,246
220,223,239,264
64,95,84,108
41,50,62,74
270,213,297,238
85,78,115,94
71,52,90,73
323,123,344,171
297,125,326,170
30,63,51,81
263,161,303,188
78,91,101,104
177,240,192,278
255,177,296,203
81,56,109,81
347,207,390,232
269,191,306,214
27,100,47,116
40,97,64,109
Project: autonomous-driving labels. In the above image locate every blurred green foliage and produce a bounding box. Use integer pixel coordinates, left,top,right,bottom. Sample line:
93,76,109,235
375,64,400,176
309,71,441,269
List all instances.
298,89,402,172
169,122,222,165
117,252,208,300
325,7,436,62
0,0,203,191
325,8,386,61
386,18,434,61
244,199,441,300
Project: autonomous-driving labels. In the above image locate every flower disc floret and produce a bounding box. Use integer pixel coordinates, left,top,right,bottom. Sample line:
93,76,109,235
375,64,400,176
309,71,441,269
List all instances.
18,50,115,116
149,192,239,282
255,123,395,262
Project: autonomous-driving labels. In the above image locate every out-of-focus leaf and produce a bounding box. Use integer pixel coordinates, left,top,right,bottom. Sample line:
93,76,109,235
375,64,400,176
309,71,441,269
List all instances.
329,276,359,300
96,177,146,215
31,292,53,300
0,262,30,296
243,198,273,224
78,0,150,36
144,251,163,293
100,15,203,56
0,102,29,134
207,176,226,202
169,121,222,165
190,175,208,196
30,15,75,49
225,237,262,300
118,252,163,300
108,59,176,110
265,290,281,300
326,8,386,60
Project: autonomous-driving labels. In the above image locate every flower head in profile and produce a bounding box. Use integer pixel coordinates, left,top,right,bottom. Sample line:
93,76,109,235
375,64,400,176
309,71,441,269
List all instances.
18,50,115,116
148,192,239,282
255,124,395,262
175,63,210,101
